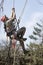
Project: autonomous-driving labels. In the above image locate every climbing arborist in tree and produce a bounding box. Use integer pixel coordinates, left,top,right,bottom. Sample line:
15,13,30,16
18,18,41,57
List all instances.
1,8,26,41
1,8,27,54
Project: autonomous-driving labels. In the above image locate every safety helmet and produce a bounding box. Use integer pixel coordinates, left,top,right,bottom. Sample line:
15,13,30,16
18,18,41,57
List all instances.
1,15,8,22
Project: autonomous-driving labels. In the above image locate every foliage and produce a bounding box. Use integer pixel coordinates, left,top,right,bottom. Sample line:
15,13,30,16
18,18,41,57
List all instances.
25,43,43,65
0,42,43,65
29,22,43,43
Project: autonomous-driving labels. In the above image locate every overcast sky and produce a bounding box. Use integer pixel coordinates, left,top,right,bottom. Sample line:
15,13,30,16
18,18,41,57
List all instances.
0,0,43,46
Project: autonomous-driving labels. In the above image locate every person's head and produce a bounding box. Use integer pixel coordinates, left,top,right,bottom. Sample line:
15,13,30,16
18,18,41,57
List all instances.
1,15,9,22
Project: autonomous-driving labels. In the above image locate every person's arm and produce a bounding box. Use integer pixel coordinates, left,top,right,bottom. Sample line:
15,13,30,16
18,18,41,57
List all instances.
6,17,14,23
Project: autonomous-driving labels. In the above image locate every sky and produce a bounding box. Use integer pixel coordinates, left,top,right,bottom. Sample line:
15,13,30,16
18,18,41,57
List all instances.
0,0,43,46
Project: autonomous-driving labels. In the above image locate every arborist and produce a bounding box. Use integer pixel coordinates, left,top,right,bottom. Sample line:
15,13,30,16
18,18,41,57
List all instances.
1,7,27,54
1,7,26,40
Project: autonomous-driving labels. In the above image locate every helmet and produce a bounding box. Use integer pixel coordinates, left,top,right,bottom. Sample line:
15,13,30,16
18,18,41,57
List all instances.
1,15,9,22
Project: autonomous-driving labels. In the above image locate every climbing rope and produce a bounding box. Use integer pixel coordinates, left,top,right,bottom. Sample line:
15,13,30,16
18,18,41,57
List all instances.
17,0,28,30
13,0,15,8
18,0,28,21
36,0,43,5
